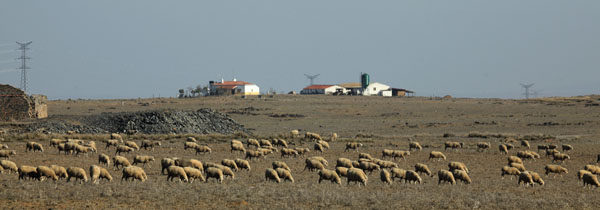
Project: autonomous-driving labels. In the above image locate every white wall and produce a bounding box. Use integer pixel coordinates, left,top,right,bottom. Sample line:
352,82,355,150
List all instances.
363,82,390,96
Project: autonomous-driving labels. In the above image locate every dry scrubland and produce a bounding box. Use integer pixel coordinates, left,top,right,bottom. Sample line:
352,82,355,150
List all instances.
1,95,600,209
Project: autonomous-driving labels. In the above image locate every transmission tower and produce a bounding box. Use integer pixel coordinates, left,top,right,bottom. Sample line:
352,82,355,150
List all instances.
304,74,320,85
17,41,32,93
520,83,534,99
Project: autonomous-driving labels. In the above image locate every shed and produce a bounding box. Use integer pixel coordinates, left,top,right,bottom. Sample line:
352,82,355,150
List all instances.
300,85,344,95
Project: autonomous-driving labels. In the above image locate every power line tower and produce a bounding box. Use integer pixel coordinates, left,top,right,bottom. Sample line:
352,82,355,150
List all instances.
304,74,320,86
520,83,534,99
17,41,32,93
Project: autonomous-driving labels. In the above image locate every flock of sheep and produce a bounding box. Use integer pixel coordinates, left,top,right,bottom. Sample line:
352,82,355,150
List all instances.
1,131,600,190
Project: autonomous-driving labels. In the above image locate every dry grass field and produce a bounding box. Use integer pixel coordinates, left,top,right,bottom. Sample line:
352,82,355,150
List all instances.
1,95,600,209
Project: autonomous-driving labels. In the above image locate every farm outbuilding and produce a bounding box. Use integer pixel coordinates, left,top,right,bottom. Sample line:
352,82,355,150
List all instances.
362,82,391,96
0,84,47,121
208,79,260,96
300,85,344,95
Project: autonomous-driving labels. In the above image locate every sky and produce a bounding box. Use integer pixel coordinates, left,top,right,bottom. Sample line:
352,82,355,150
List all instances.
0,1,598,100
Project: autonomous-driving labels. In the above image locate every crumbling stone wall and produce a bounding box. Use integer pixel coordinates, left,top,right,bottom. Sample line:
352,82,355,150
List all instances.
0,84,47,121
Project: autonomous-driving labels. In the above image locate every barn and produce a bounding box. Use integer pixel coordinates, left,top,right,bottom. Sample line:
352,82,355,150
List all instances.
0,84,47,121
300,85,344,95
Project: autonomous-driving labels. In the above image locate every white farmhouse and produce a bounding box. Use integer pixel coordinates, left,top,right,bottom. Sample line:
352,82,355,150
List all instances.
362,82,391,96
209,79,260,96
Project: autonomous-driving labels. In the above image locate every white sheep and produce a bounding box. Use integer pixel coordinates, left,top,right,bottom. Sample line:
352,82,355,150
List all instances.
133,155,155,168
98,153,111,166
0,160,18,173
452,169,471,184
67,167,88,183
501,166,521,179
518,171,534,187
380,169,392,185
391,168,407,182
166,165,189,182
272,161,291,172
336,158,354,168
405,170,422,184
115,145,134,155
304,159,325,172
409,142,422,151
336,167,349,177
124,141,140,151
50,165,68,180
276,168,294,183
448,162,468,174
122,166,147,182
415,163,432,177
235,159,251,171
544,164,568,177
206,167,224,183
318,169,341,185
437,169,456,185
583,173,600,188
195,145,212,155
36,166,58,181
265,168,280,183
113,155,131,170
429,151,446,161
184,167,205,183
221,159,239,171
347,168,368,186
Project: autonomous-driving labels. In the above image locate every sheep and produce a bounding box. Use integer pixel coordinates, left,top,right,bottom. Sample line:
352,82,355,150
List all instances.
260,139,273,148
429,151,446,161
231,143,246,154
105,139,120,149
330,133,338,142
98,153,111,166
510,163,526,172
518,171,534,187
280,148,298,158
195,145,212,155
221,159,238,171
508,156,523,165
381,149,394,159
359,161,381,174
516,151,534,160
74,145,96,157
161,158,177,175
258,147,277,156
548,144,558,150
67,167,88,183
505,143,515,150
122,166,147,182
336,158,354,168
245,150,264,160
247,139,260,148
305,132,323,141
438,169,456,185
175,159,204,172
0,160,18,173
521,140,530,149
25,142,35,152
86,141,97,150
380,169,392,185
304,159,325,172
89,165,101,184
444,141,463,150
308,156,328,166
265,168,280,183
347,168,368,186
584,165,600,175
477,142,490,152
206,167,224,183
211,165,235,179
552,153,570,163
115,145,134,155
184,142,200,150
311,143,324,153
546,149,560,157
415,163,432,177
186,137,197,142
124,141,140,151
537,145,549,151
291,130,300,138
272,161,291,172
317,140,330,149
448,162,469,174
110,133,123,142
36,166,58,181
405,170,423,184
409,141,422,151
529,171,544,186
544,164,568,177
583,173,600,188
336,167,349,177
378,160,398,169
32,142,44,152
183,167,205,183
0,150,17,159
345,142,363,152
0,144,7,149
498,144,508,154
391,150,410,161
318,169,341,185
352,161,360,168
141,140,161,151
235,159,251,171
501,166,521,179
133,155,155,168
49,139,66,147
166,166,189,182
295,147,310,156
18,165,38,180
113,155,131,170
50,165,68,180
453,169,471,184
276,168,294,183
273,139,288,148
578,170,593,181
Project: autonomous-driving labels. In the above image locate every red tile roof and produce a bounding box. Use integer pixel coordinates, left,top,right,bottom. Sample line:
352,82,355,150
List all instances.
215,85,237,90
303,85,336,90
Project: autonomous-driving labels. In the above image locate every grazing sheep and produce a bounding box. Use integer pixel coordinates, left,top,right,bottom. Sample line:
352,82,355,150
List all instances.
304,159,325,172
280,148,298,158
184,142,200,150
453,170,471,184
546,149,560,158
521,140,530,149
405,170,423,184
0,144,8,149
49,139,65,148
585,165,600,175
18,165,38,180
501,166,521,179
409,142,422,151
381,149,394,159
110,133,123,142
161,158,177,175
166,166,189,182
89,165,101,184
308,156,328,166
212,165,235,179
184,167,205,183
552,153,570,163
377,160,398,169
318,169,341,185
247,139,260,148
122,166,147,182
314,143,325,153
444,141,463,150
0,160,18,173
438,170,456,185
231,140,243,145
529,171,544,186
429,151,446,161
141,140,161,151
544,164,568,177
510,163,526,172
32,143,44,152
231,143,246,154
26,142,35,152
186,137,197,142
518,171,535,187
336,158,354,168
392,150,410,161
505,143,515,150
336,167,349,177
508,156,523,165
96,167,112,182
272,161,291,172
578,170,592,181
347,168,368,186
331,133,338,141
259,139,273,148
113,155,131,170
295,147,310,156
317,140,330,149
206,167,224,183
195,145,212,155
359,161,381,174
583,173,600,188
98,154,111,166
265,168,281,183
499,144,508,154
291,130,300,137
115,145,134,155
74,145,96,157
380,169,392,184
477,142,490,152
67,167,88,183
133,155,155,168
352,161,360,168
36,166,58,181
345,142,363,152
548,144,558,150
105,140,120,149
221,159,238,171
273,139,289,148
305,132,323,141
0,150,17,159
415,163,432,177
124,141,140,151
276,168,294,183
235,159,251,171
448,162,469,174
537,145,549,151
175,159,204,172
245,150,264,160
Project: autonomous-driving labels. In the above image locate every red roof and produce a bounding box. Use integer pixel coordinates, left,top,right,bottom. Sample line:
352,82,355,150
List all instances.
213,81,252,86
215,85,237,90
303,85,336,90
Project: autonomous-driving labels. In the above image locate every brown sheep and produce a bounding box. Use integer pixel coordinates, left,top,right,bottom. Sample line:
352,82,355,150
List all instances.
330,133,338,142
391,150,410,161
305,132,323,141
438,169,456,185
409,142,422,151
67,167,88,183
115,145,134,155
429,151,446,161
186,137,197,142
583,173,600,188
32,142,44,152
161,158,177,175
113,155,131,170
98,153,111,166
184,167,205,183
415,163,432,177
98,167,113,182
247,139,260,148
0,150,17,159
405,170,423,184
391,168,407,182
314,143,325,153
212,165,235,179
309,156,328,166
510,163,526,172
49,139,66,148
359,153,373,160
141,140,161,151
352,161,360,168
259,139,273,148
265,168,280,183
578,170,592,181
280,148,298,158
444,141,463,150
552,153,570,163
50,165,68,180
304,159,325,172
584,165,600,175
175,159,204,172
89,165,101,184
317,140,330,149
245,150,264,160
377,160,398,169
336,158,354,168
521,140,530,149
501,166,521,179
499,144,508,154
221,159,238,171
295,147,310,156
529,171,544,186
276,168,294,183
133,155,155,168
381,149,394,159
336,167,349,177
105,140,120,149
448,162,469,174
380,169,392,185
235,159,251,171
231,143,246,154
359,161,381,174
518,171,534,187
206,167,224,183
74,145,96,157
347,168,368,186
184,142,200,150
122,166,147,182
319,169,341,185
124,141,140,151
546,149,560,158
537,145,549,151
477,142,490,152
166,166,188,182
0,160,18,173
18,165,38,180
507,156,523,165
544,164,568,177
453,169,471,184
272,161,291,172
195,145,212,155
345,142,363,152
37,166,58,181
110,133,123,142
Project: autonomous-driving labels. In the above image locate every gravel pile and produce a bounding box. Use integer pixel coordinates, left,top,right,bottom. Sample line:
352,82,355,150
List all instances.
22,109,248,134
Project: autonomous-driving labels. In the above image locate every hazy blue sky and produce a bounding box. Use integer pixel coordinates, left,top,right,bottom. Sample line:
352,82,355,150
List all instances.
1,1,598,99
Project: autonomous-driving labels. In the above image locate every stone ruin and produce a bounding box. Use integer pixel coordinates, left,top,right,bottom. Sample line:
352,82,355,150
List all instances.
0,84,47,121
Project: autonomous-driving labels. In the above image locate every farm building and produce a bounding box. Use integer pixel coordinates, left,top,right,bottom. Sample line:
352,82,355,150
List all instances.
300,85,344,95
362,82,391,96
208,79,260,96
339,82,362,95
391,88,415,97
0,84,47,121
